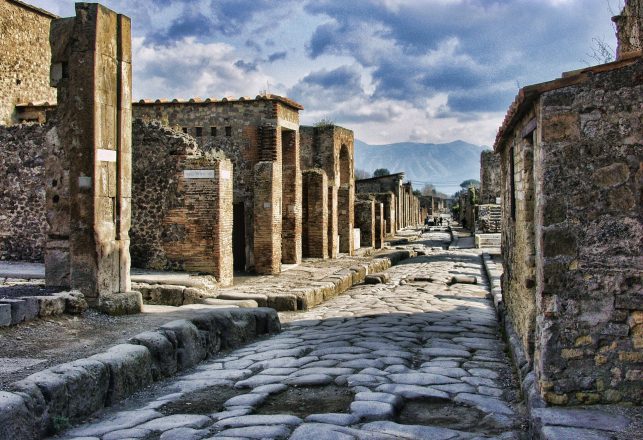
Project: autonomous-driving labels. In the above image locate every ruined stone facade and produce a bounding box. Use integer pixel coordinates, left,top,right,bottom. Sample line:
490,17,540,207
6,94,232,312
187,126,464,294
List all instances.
300,125,355,257
354,198,375,249
131,120,233,286
356,173,420,231
133,96,303,274
0,123,49,261
0,0,57,125
495,53,643,405
480,150,501,205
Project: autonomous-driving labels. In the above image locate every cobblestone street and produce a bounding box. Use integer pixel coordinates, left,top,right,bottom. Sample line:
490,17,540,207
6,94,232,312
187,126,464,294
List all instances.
58,232,526,440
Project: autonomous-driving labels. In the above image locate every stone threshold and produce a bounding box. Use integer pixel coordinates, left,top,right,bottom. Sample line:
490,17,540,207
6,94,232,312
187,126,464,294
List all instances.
0,307,280,439
0,290,86,328
480,253,634,440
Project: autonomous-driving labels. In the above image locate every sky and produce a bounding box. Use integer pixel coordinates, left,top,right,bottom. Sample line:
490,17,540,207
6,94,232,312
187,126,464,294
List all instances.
27,0,619,147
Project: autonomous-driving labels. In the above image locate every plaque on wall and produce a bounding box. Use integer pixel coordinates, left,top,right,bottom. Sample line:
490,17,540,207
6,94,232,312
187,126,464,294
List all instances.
184,169,215,179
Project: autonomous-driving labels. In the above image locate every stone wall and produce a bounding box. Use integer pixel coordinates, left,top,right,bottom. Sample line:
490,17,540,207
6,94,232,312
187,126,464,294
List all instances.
0,123,49,261
356,173,404,231
496,56,643,405
131,120,233,285
534,57,642,406
0,0,57,125
480,150,501,204
613,0,642,59
302,169,328,258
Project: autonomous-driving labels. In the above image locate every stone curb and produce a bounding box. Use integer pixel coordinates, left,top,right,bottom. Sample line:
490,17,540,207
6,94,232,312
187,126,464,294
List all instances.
0,290,88,327
480,253,632,440
0,307,280,439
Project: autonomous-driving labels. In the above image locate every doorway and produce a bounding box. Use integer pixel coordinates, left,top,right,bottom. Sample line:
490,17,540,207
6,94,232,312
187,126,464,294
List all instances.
233,202,246,271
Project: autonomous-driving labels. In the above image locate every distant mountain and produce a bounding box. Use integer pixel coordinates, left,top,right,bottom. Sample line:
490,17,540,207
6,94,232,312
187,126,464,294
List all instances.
354,139,490,196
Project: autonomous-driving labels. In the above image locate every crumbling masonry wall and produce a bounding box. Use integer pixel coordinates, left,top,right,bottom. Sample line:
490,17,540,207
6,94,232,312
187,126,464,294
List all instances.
131,120,233,285
0,0,57,125
496,55,643,405
0,123,49,261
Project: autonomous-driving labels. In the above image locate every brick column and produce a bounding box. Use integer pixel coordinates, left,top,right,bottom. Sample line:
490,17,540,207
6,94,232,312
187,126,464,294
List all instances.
280,129,302,264
46,4,140,314
302,169,328,258
253,161,281,274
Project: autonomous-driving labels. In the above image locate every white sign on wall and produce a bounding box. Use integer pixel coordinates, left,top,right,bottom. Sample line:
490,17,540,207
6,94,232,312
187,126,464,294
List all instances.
221,170,231,180
96,149,117,162
184,169,215,179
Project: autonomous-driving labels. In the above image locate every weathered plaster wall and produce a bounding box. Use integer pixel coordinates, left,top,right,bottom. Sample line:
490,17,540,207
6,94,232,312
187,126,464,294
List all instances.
0,0,57,125
0,123,49,261
534,58,643,405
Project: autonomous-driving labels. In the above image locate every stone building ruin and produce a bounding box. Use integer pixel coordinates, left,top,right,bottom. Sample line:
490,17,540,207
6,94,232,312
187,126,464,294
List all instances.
477,150,502,234
300,125,355,257
133,97,303,275
131,120,233,286
495,44,642,404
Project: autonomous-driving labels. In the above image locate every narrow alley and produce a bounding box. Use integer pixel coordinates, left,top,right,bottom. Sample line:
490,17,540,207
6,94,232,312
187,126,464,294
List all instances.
60,230,527,440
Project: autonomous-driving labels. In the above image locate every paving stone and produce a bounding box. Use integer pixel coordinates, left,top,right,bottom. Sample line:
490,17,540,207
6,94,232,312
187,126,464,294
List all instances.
304,413,359,426
467,368,499,379
67,410,162,437
213,414,302,429
355,391,403,408
361,421,462,439
433,383,477,394
251,383,287,395
531,408,631,432
285,373,334,386
350,400,395,421
214,424,292,438
289,367,354,377
478,385,504,397
339,359,386,369
420,366,470,378
376,384,450,400
159,427,209,440
0,303,12,326
539,426,613,440
137,414,212,431
234,375,288,389
420,347,471,358
462,376,497,387
289,423,359,440
210,409,253,421
224,393,268,409
453,393,514,416
389,372,461,386
103,428,153,440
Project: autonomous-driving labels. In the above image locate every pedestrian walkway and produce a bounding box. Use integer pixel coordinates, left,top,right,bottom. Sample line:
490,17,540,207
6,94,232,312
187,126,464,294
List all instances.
59,232,527,440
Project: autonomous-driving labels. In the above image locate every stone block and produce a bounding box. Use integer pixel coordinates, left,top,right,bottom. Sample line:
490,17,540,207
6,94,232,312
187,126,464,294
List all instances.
89,344,153,405
0,304,11,326
48,359,110,420
0,392,38,440
129,331,178,379
159,320,208,370
149,285,185,306
0,299,28,324
60,290,88,314
216,292,268,307
183,288,218,305
267,294,298,311
97,291,142,315
35,295,66,317
207,309,258,348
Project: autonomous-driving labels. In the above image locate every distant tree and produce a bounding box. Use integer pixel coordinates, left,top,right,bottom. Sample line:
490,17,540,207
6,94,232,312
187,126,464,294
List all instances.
313,117,335,128
373,168,391,177
413,189,422,197
583,37,615,65
460,179,480,189
422,184,437,196
354,168,372,180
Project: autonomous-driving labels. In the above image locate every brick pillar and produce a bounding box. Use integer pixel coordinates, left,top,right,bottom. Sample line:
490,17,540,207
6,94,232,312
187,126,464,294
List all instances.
302,169,328,258
328,185,339,258
280,128,302,264
254,161,281,274
338,186,354,254
354,199,375,248
46,4,140,314
375,202,384,248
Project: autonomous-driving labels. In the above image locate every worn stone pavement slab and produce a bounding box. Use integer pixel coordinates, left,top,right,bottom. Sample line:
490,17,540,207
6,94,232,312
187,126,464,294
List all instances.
54,232,528,440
